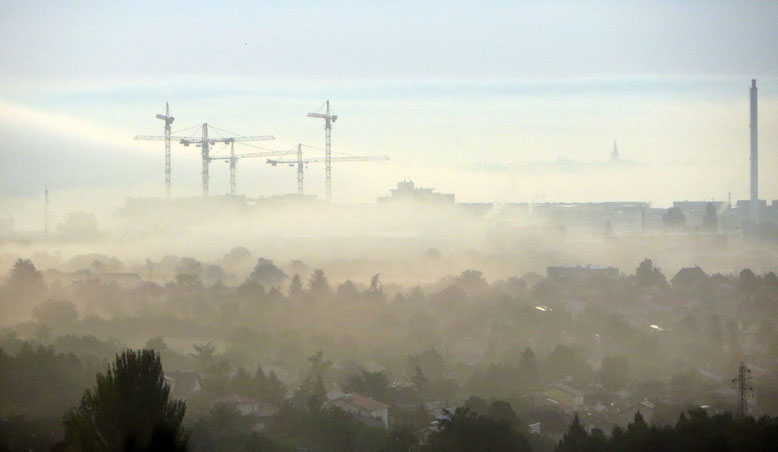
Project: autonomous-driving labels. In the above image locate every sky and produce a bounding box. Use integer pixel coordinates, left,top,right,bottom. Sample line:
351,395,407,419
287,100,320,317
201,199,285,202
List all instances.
1,0,778,227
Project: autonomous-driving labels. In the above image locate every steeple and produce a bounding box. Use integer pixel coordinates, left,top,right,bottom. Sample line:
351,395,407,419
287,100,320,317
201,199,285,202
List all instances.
611,141,620,162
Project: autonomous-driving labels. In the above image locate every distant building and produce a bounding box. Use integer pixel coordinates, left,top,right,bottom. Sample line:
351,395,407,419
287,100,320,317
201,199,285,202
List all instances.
212,395,278,416
326,393,391,429
547,265,619,281
672,201,727,228
537,383,585,412
611,141,620,162
211,395,279,430
378,180,455,205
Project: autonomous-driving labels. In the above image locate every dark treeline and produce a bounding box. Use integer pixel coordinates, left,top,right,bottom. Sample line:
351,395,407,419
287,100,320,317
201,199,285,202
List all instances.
2,348,778,451
1,253,778,450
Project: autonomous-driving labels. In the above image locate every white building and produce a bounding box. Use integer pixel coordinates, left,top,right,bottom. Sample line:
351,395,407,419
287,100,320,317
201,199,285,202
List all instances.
327,393,391,429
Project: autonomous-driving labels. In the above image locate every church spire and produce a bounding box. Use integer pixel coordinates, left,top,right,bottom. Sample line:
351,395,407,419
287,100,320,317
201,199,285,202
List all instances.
611,141,620,161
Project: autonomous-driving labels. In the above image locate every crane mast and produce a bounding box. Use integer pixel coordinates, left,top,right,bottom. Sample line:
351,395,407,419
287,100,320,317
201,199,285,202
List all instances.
308,101,338,201
229,142,237,196
297,144,304,196
209,148,297,196
267,152,388,197
137,126,275,197
201,123,210,196
153,103,175,199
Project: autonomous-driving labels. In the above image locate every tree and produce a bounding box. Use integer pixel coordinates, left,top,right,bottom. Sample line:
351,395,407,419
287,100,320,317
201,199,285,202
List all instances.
488,401,522,431
599,356,630,391
455,269,488,296
410,366,428,394
248,258,287,288
544,345,591,382
464,396,490,416
190,343,231,389
222,246,251,266
309,269,332,299
518,347,539,386
367,274,385,302
343,371,390,401
190,403,283,452
176,257,203,279
337,279,360,300
635,258,667,289
662,207,686,230
175,273,202,290
556,414,588,452
294,351,332,408
32,299,79,331
0,259,48,316
702,202,718,232
288,273,304,299
383,424,418,452
63,349,187,451
145,337,168,352
424,407,531,452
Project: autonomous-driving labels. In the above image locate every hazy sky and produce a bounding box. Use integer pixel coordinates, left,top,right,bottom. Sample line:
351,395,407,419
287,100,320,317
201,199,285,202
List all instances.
1,0,778,223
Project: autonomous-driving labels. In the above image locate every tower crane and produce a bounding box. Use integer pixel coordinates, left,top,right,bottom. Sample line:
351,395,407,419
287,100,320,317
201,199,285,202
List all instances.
209,142,297,196
136,123,274,196
307,101,338,201
133,103,175,198
267,148,388,197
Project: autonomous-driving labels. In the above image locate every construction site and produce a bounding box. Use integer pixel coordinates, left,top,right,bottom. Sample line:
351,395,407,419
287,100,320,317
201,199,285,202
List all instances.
132,100,389,205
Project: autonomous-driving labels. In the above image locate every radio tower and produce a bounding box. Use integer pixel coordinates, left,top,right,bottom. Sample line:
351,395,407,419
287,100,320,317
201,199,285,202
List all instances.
731,362,753,417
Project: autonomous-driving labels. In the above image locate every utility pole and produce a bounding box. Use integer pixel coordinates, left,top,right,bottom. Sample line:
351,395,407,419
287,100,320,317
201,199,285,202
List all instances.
308,101,338,201
731,362,753,417
155,103,175,199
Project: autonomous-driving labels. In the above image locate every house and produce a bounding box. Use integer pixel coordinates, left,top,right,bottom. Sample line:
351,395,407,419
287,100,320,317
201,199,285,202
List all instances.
388,386,423,410
212,395,279,430
535,383,584,412
525,408,573,439
164,371,203,398
326,393,391,429
213,395,278,417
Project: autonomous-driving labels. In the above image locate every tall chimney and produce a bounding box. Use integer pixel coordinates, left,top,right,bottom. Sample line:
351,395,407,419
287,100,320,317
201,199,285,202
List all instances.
750,79,759,223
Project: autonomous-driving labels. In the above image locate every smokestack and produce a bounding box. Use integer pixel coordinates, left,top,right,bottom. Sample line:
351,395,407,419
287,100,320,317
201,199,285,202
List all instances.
750,79,759,223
